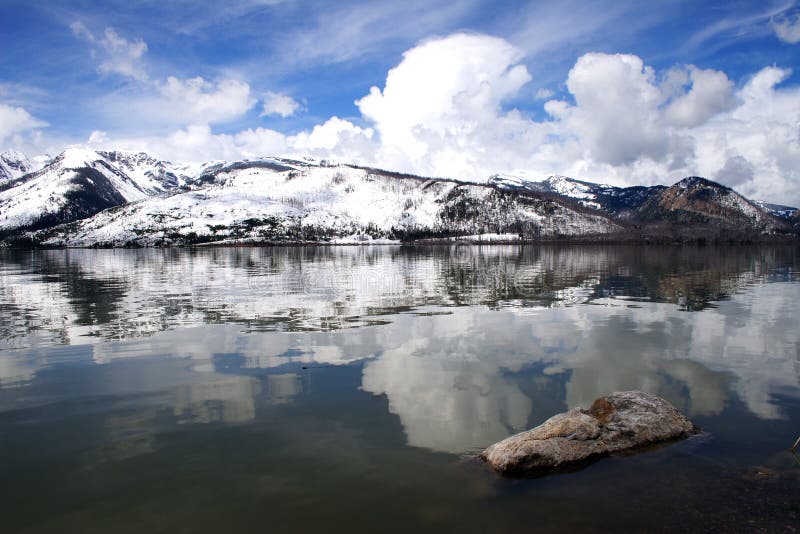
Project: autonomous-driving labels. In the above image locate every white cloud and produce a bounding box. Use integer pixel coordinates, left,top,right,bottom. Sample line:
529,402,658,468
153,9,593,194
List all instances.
98,28,148,81
684,3,792,52
261,91,300,117
71,23,255,127
507,0,640,57
154,77,256,125
715,154,754,187
71,23,149,81
95,77,257,131
289,116,375,162
347,36,799,203
535,88,554,100
664,66,737,128
0,104,47,146
561,53,672,166
64,32,800,205
81,122,288,163
355,33,534,176
69,21,92,40
548,58,737,172
274,0,477,66
87,130,109,145
691,66,800,202
148,124,288,162
0,83,48,109
772,9,800,43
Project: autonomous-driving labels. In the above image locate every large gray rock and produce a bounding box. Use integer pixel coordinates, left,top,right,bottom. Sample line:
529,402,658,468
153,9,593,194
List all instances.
481,391,698,476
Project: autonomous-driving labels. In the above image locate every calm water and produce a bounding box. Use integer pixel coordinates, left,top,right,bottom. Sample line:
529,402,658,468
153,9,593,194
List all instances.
1,245,799,532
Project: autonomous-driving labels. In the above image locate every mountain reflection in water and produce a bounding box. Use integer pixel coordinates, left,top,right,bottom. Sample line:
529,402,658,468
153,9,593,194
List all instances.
1,245,795,345
1,245,798,457
2,245,799,531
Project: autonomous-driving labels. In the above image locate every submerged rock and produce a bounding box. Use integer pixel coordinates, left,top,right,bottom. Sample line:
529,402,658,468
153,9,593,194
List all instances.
481,391,698,476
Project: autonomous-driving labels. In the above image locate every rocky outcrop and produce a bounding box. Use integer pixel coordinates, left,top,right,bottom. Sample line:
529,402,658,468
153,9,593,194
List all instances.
481,391,698,476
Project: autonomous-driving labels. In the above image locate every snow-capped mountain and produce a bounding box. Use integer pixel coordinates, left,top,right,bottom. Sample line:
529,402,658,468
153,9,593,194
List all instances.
0,150,34,182
756,201,797,219
491,174,609,209
490,173,666,215
97,150,201,191
490,173,789,236
0,147,795,246
0,148,189,237
36,159,622,247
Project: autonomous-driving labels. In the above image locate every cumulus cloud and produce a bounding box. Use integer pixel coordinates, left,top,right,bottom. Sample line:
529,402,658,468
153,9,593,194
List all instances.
342,36,798,202
772,9,800,43
154,77,256,125
0,104,47,145
150,123,287,162
546,57,738,173
355,33,534,176
71,22,149,81
691,66,800,201
261,91,300,117
535,88,554,100
560,53,673,166
71,32,800,205
289,117,374,162
663,66,737,128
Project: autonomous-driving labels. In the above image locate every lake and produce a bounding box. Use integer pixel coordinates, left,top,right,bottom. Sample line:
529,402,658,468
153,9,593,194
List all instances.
1,245,799,532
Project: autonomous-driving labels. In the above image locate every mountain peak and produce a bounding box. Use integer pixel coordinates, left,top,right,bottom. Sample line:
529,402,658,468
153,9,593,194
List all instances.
675,176,726,189
55,147,103,169
1,150,796,245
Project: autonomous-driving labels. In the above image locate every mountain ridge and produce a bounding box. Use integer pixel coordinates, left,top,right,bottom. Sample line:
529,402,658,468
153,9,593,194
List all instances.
0,148,795,247
0,150,34,182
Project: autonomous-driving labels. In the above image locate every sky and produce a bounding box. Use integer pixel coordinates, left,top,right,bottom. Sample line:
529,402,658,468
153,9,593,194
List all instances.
1,0,800,204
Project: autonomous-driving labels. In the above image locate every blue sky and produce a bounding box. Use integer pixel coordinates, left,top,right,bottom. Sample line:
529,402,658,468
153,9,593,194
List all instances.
1,0,800,202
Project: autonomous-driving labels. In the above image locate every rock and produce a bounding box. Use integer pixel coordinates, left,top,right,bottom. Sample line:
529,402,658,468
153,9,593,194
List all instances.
481,391,698,476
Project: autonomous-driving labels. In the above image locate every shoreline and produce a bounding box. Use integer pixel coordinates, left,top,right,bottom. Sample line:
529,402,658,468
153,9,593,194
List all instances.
2,235,798,250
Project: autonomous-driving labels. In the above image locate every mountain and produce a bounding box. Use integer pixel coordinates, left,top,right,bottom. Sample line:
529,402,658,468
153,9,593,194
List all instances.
491,173,790,239
35,159,623,247
97,150,201,191
0,150,33,182
630,177,789,237
0,148,795,246
0,148,191,238
756,201,797,219
490,174,666,216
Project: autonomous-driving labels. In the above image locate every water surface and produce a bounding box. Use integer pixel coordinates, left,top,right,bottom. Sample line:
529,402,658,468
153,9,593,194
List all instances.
1,245,799,532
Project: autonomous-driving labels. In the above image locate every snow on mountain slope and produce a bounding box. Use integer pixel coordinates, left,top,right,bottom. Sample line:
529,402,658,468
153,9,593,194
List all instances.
0,148,187,236
98,150,200,191
0,146,793,246
38,161,622,247
756,201,797,219
0,150,33,182
489,173,664,214
490,173,786,235
538,175,607,204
